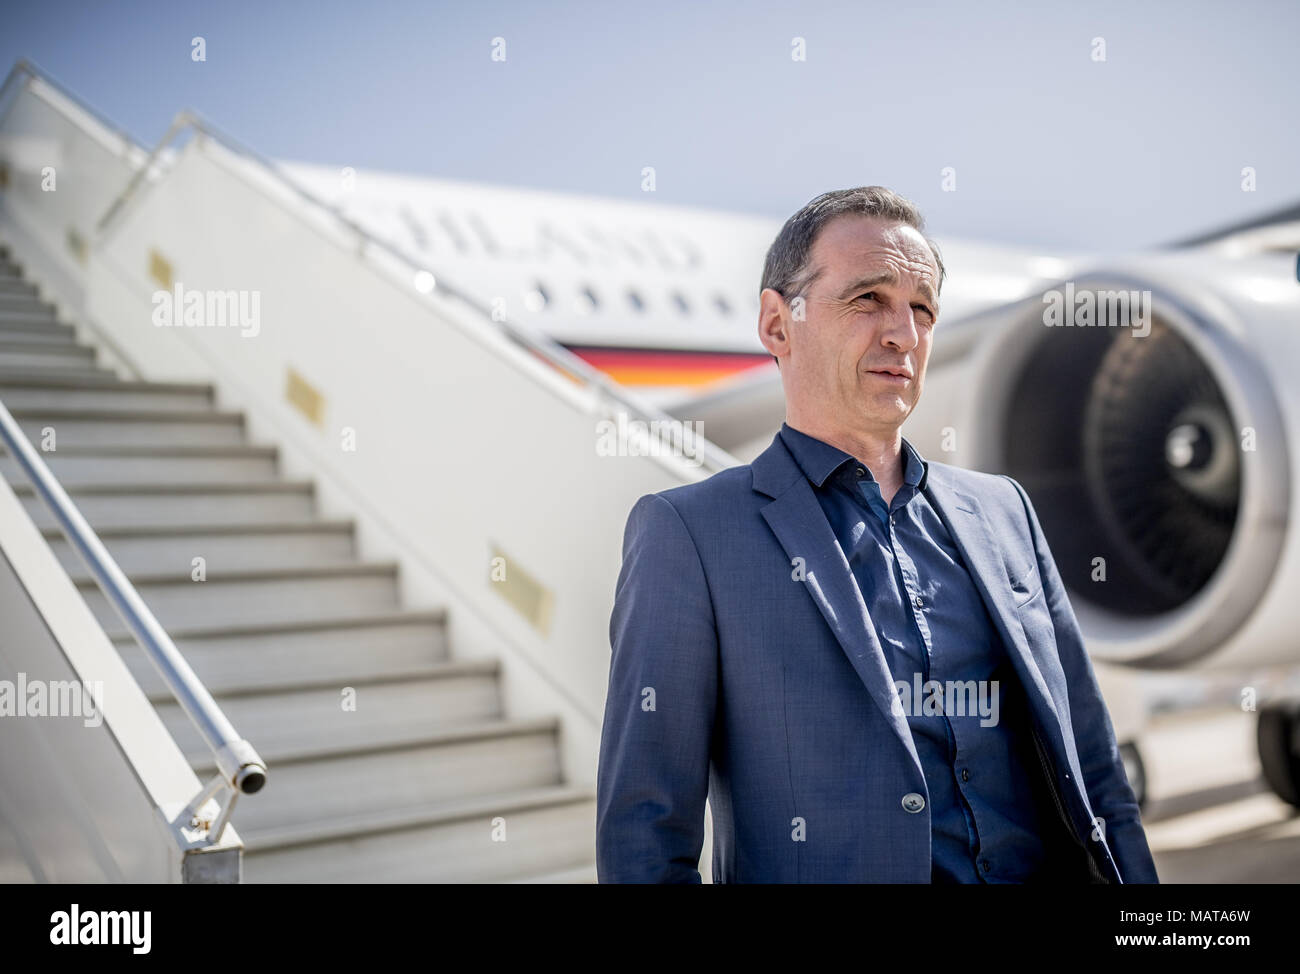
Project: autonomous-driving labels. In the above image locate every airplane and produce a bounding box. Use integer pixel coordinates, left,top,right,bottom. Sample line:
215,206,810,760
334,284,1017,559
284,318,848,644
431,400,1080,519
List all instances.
278,156,1300,811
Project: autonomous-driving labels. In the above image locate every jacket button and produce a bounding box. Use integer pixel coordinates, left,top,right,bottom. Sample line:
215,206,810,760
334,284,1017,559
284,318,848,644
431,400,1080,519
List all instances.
902,792,925,813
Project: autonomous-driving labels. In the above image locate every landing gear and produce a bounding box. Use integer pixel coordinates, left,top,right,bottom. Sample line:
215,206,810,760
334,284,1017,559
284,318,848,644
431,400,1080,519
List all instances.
1257,700,1300,808
1119,741,1147,809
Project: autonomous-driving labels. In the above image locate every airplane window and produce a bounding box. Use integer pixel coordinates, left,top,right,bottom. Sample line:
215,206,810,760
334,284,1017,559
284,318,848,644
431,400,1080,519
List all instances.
524,283,550,312
398,206,428,251
671,291,691,315
576,286,599,315
627,289,646,312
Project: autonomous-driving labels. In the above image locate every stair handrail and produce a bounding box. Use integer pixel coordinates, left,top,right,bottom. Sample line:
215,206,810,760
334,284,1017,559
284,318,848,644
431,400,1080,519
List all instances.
0,58,144,156
64,93,736,475
0,392,267,842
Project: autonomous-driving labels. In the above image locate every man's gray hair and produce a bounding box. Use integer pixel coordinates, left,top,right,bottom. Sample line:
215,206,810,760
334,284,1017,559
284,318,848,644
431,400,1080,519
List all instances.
761,186,946,302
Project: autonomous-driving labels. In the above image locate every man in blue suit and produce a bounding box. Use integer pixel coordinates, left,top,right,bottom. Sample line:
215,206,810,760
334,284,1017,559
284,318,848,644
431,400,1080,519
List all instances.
596,186,1158,884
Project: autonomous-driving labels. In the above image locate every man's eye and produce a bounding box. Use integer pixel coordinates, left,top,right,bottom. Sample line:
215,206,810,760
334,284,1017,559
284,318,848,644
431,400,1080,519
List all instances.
857,291,877,302
914,305,934,319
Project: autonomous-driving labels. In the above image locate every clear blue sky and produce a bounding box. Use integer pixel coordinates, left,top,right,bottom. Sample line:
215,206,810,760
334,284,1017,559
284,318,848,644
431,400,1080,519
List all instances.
4,0,1297,249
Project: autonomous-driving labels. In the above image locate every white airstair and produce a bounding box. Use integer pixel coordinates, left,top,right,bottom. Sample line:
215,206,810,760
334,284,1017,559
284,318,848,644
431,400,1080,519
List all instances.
0,59,726,882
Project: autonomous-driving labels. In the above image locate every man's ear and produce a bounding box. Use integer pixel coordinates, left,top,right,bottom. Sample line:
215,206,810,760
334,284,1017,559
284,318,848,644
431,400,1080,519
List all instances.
758,287,791,363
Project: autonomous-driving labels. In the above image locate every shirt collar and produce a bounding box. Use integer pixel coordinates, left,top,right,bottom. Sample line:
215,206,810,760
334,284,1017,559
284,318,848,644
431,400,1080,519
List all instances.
778,422,929,491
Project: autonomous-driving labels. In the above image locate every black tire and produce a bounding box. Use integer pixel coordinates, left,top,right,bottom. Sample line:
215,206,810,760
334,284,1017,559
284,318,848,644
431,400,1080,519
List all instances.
1257,701,1300,808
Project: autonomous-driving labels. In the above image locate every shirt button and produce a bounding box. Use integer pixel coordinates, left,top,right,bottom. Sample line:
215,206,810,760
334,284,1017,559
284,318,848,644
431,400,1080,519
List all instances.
901,792,925,813
914,594,924,608
980,859,991,873
961,769,970,782
855,467,866,478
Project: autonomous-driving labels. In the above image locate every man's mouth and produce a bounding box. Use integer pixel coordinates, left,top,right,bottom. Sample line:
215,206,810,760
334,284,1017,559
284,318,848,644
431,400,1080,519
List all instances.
867,366,913,382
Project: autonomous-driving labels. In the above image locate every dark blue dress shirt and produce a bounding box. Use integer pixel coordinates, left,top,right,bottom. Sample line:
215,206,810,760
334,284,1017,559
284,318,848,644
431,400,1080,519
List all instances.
779,422,1051,883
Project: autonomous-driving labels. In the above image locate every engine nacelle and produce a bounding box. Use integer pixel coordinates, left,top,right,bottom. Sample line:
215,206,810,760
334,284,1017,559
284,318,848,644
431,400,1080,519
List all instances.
925,251,1298,670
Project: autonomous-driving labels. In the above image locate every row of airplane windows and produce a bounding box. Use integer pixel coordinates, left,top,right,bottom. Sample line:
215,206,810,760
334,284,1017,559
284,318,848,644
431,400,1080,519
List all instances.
521,282,758,318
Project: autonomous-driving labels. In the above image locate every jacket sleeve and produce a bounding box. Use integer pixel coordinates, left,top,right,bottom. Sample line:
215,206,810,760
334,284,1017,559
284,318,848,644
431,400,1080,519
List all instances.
1003,475,1160,884
596,492,719,883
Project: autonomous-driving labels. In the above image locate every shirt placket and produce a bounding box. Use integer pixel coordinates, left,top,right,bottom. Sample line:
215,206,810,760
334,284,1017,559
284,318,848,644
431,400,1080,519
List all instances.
884,494,986,879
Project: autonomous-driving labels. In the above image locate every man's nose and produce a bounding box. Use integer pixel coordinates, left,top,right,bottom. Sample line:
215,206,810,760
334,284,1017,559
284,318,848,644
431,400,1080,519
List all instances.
882,307,920,351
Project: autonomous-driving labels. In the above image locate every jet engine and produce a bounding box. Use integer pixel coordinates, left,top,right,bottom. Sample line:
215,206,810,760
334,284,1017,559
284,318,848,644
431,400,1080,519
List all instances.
935,250,1300,804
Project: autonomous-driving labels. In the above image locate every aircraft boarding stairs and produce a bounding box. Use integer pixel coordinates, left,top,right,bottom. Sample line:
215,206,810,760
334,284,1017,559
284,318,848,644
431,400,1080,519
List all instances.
0,243,598,882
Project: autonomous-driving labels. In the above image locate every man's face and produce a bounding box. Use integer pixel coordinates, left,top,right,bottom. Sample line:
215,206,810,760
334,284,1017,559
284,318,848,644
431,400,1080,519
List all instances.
761,215,941,436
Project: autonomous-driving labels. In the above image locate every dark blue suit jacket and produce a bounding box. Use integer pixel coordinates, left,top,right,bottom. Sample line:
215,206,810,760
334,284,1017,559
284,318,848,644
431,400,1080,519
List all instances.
596,432,1158,883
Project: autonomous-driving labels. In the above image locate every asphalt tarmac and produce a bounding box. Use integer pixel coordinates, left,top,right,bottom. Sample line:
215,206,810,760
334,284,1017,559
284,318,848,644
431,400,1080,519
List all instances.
1139,706,1300,883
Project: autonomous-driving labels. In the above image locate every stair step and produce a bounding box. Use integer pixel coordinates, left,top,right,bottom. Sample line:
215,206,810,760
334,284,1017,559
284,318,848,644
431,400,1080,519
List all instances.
0,367,124,386
15,480,317,528
0,325,77,345
43,519,355,574
0,307,56,322
0,340,94,369
0,294,55,314
0,338,87,355
0,363,117,382
0,364,118,382
0,278,39,295
10,408,246,447
74,562,401,635
117,610,452,695
155,666,502,760
242,785,596,883
0,272,43,288
0,443,278,485
0,322,72,344
198,717,564,834
0,374,212,411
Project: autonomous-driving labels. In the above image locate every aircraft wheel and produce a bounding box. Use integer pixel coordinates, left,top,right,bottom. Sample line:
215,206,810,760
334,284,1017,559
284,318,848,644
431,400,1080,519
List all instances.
1257,700,1300,808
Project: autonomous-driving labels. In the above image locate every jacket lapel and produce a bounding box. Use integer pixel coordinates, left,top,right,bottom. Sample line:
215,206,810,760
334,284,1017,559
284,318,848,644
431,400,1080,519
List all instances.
753,436,922,777
918,468,1067,753
922,469,1121,875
